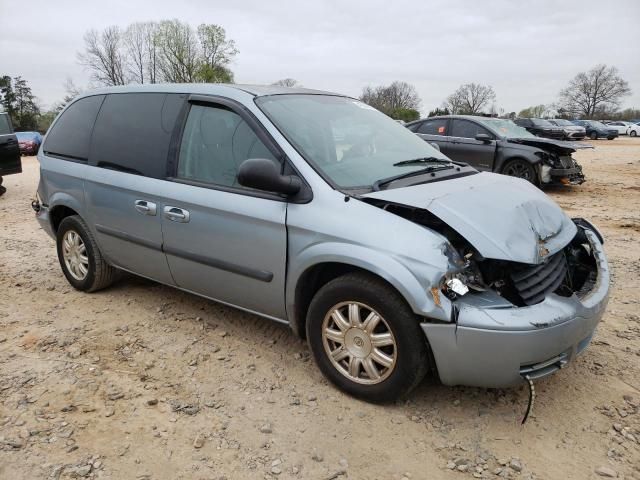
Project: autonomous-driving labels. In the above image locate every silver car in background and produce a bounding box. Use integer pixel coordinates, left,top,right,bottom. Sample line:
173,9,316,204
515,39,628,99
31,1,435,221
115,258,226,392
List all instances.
548,119,587,140
34,85,609,401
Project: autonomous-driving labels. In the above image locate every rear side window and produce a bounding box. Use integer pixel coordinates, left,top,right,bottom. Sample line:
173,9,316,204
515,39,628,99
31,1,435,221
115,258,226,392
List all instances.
90,93,183,178
43,95,105,160
0,114,12,135
450,119,492,139
417,119,448,135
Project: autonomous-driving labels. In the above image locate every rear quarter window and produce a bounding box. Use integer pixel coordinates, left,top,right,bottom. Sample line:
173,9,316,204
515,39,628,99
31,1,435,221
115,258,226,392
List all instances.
44,95,105,160
90,93,184,178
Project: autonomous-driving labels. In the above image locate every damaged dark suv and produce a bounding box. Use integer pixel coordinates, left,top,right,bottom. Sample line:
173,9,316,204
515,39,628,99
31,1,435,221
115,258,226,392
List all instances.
407,115,587,186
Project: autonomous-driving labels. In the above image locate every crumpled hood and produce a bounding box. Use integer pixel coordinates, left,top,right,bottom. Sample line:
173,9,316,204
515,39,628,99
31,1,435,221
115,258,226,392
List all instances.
507,137,593,154
363,172,577,265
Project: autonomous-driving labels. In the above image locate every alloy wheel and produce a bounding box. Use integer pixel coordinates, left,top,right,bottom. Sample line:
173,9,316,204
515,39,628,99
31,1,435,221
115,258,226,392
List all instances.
503,162,533,181
321,301,397,385
62,230,89,281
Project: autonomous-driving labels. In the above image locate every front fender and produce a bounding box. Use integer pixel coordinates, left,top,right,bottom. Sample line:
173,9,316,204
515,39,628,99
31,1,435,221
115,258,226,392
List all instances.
286,242,454,326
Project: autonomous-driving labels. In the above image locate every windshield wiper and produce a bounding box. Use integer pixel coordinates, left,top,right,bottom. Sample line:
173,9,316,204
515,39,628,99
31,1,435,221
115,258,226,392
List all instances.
372,164,454,191
393,156,451,167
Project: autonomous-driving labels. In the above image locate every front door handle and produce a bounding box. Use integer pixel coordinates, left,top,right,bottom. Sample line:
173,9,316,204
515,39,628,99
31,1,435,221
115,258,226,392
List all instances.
135,200,157,216
164,206,190,223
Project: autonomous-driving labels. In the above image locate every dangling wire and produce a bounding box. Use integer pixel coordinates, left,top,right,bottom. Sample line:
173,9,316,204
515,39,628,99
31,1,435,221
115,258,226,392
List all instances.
521,374,535,425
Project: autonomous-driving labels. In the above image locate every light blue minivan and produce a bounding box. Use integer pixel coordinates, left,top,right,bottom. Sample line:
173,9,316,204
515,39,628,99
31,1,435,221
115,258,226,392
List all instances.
34,84,609,402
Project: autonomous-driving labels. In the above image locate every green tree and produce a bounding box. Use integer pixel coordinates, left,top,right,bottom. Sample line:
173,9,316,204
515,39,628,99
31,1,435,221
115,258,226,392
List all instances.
518,104,547,118
0,76,40,130
390,108,420,122
428,107,450,117
359,81,421,118
272,78,300,87
0,75,16,118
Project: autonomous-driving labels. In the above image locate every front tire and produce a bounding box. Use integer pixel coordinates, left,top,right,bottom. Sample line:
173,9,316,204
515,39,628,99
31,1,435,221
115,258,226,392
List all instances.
306,272,429,402
631,131,637,137
590,131,598,140
56,215,118,292
501,158,538,185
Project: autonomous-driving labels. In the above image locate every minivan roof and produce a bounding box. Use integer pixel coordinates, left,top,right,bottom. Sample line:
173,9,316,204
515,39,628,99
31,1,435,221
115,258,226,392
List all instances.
79,83,344,99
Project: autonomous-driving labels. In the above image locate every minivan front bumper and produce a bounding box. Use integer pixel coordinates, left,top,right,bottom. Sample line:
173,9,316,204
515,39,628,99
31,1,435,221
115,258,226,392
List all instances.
421,228,609,387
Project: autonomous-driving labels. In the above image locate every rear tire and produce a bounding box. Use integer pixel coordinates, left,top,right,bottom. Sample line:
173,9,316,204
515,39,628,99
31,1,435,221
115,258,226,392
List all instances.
56,215,119,292
501,158,538,185
631,131,637,137
306,272,429,403
590,131,598,140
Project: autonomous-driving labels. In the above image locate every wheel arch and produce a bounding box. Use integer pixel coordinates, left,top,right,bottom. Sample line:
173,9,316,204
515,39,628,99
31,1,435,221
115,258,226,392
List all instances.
286,246,449,339
47,192,88,233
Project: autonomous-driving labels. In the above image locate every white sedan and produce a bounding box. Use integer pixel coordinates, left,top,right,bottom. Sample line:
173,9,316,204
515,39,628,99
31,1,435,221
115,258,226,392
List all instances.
627,123,640,137
606,121,635,135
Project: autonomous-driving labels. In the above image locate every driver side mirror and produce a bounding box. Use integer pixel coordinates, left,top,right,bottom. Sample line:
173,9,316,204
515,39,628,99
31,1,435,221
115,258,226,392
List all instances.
475,133,492,143
237,158,301,196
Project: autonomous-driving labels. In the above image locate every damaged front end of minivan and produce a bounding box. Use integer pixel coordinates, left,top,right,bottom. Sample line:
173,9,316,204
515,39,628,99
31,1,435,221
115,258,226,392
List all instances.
363,173,609,388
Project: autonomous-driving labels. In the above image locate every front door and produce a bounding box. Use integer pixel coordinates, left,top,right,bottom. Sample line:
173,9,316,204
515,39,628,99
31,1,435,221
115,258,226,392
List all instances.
160,99,288,320
447,119,496,171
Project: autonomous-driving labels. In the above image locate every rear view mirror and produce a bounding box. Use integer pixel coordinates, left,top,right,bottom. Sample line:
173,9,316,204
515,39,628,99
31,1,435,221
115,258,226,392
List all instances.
237,158,301,195
475,133,492,143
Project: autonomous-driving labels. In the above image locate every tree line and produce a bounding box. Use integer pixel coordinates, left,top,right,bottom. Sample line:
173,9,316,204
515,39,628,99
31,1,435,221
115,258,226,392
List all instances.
78,20,238,86
0,15,635,134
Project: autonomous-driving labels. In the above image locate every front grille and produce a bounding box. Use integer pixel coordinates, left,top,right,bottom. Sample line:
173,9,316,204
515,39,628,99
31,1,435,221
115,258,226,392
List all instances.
510,251,568,305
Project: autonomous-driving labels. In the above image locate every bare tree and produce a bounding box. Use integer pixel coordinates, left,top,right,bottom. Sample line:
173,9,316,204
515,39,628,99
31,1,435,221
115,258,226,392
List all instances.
156,20,200,83
144,23,161,84
444,83,496,114
52,78,83,113
272,78,300,87
558,64,631,118
123,22,156,84
360,81,421,115
79,20,239,85
78,27,126,86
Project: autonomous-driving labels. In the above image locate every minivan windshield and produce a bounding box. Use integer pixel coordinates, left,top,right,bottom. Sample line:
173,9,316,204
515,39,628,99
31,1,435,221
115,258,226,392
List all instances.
256,95,452,189
475,118,535,139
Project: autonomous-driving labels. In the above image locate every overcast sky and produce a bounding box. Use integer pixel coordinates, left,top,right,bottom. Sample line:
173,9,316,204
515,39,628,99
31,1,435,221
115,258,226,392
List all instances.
1,0,639,114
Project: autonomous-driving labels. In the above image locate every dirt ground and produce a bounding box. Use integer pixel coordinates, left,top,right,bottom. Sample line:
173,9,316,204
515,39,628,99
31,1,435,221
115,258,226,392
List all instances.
1,137,639,480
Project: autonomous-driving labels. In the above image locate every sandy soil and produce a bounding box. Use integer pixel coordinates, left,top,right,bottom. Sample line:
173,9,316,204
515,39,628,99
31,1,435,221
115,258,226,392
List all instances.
1,137,639,480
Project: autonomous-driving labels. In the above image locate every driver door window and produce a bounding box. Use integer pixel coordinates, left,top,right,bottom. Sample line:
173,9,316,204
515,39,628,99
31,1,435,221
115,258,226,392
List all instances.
177,104,279,188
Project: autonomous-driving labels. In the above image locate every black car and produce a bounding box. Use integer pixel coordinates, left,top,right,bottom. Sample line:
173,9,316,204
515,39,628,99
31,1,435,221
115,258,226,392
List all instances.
0,113,22,196
572,120,619,140
513,118,565,139
406,115,588,186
